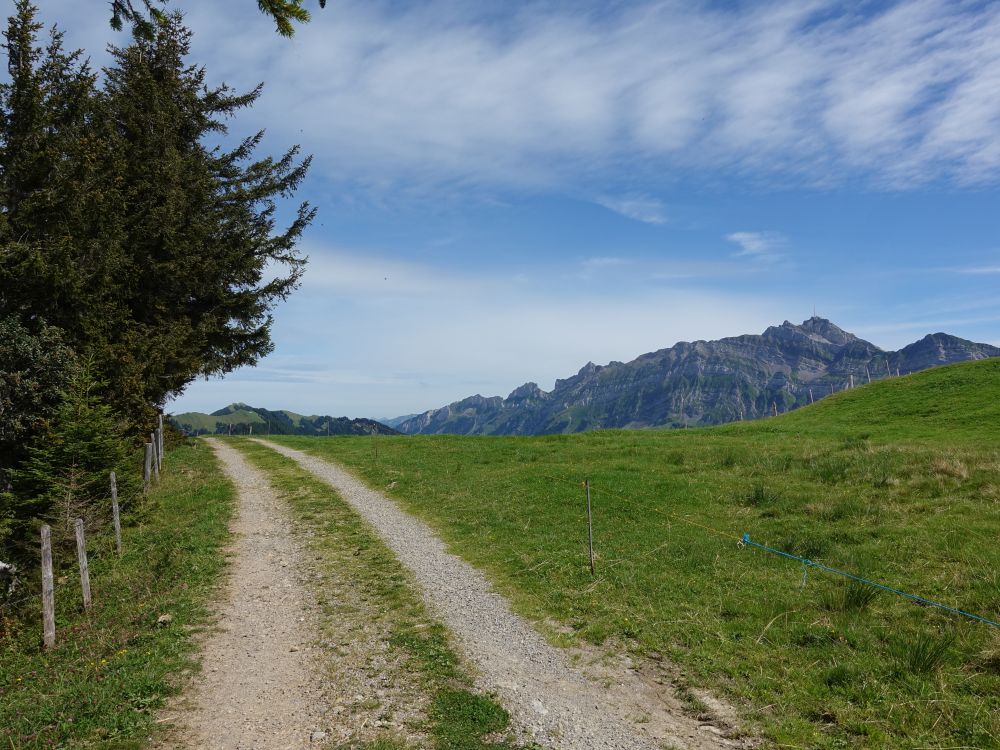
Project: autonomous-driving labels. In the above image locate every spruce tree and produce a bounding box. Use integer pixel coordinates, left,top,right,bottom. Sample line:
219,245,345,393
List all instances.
101,12,314,423
3,365,130,553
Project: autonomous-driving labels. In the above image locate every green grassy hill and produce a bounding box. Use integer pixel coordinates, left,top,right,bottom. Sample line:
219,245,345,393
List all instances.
268,359,1000,749
752,357,1000,443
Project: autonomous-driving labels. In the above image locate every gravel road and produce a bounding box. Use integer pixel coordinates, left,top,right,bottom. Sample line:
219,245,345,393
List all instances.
157,439,331,749
257,439,749,750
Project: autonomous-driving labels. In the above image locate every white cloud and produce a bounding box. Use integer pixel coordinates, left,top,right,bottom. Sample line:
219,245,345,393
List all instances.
32,0,1000,192
595,195,669,225
726,231,786,262
169,247,795,417
182,0,1000,192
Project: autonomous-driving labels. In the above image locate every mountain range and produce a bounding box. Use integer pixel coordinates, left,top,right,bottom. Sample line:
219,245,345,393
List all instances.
393,317,1000,436
171,403,398,437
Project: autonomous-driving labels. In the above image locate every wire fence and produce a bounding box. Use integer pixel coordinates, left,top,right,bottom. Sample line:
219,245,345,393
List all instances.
310,431,1000,633
1,419,168,647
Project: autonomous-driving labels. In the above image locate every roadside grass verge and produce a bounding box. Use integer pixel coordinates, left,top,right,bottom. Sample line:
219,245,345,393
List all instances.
263,363,1000,749
0,440,234,749
230,438,535,750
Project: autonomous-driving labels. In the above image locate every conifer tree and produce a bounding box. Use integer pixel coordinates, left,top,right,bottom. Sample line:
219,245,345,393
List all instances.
4,366,131,551
101,12,314,423
1,5,313,430
111,0,324,38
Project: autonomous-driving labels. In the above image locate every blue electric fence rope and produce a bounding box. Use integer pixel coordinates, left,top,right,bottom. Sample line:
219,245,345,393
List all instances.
740,533,1000,630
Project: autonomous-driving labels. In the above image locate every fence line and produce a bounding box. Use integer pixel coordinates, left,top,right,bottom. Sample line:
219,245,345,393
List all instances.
231,435,1000,632
0,416,170,649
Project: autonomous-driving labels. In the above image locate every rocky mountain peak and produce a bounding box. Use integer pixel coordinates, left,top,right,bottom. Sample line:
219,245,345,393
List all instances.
506,382,548,403
392,318,999,436
764,317,861,348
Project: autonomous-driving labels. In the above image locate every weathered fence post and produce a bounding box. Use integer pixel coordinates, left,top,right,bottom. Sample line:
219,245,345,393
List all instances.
110,471,122,556
41,525,55,649
74,518,92,610
849,374,855,389
809,388,814,404
886,360,892,376
584,479,595,576
144,443,152,488
157,414,164,467
865,366,871,384
150,432,160,482
151,431,159,470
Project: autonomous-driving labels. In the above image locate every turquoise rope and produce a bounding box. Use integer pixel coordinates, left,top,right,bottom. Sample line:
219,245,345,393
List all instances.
740,533,1000,630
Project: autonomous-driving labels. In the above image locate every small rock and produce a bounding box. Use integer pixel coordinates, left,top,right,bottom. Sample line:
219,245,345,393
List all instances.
310,730,327,742
156,613,173,627
290,645,299,652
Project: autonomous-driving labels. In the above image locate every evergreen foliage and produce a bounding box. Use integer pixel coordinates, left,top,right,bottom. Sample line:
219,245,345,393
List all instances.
0,316,79,479
0,2,312,428
0,3,312,558
111,0,323,38
3,367,132,552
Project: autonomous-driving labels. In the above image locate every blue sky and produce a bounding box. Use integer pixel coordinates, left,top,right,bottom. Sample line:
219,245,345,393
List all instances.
37,0,1000,418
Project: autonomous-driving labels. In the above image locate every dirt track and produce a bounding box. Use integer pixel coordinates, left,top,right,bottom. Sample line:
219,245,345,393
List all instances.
157,438,331,749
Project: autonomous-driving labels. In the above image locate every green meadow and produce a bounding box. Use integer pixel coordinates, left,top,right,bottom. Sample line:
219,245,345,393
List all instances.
270,359,1000,749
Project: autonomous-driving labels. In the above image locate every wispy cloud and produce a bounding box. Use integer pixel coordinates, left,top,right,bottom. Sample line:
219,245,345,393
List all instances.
167,0,1000,193
953,265,1000,275
595,194,668,225
727,231,786,263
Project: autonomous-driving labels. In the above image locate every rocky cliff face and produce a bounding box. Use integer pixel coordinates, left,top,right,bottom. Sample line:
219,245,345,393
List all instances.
395,318,1000,436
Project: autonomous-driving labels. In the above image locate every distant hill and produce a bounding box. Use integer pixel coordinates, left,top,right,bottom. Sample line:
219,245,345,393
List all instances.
770,357,1000,444
171,403,399,436
394,317,1000,436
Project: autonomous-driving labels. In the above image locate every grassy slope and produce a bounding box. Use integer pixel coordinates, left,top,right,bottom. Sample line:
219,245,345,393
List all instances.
269,359,1000,749
0,441,234,749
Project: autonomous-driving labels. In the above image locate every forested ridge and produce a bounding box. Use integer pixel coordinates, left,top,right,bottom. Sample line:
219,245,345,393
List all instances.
0,1,312,569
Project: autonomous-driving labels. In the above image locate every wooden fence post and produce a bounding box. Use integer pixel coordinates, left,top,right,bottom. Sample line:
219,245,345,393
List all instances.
150,432,160,482
110,471,122,556
584,479,595,576
144,443,152,488
150,431,157,471
809,388,814,404
41,525,55,649
157,414,164,468
74,518,92,610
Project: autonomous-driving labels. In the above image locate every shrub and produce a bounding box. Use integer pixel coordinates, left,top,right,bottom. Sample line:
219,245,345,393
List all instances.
4,366,134,552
